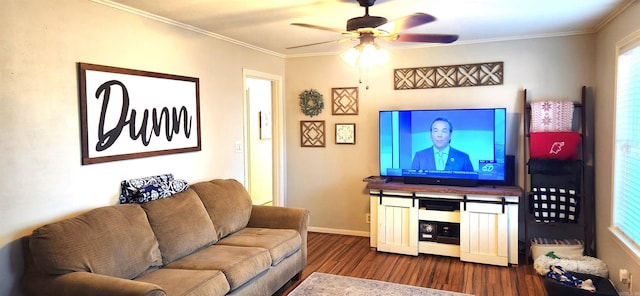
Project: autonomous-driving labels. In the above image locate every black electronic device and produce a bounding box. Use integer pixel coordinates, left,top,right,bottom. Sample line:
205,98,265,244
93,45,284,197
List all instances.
419,220,460,245
379,108,508,187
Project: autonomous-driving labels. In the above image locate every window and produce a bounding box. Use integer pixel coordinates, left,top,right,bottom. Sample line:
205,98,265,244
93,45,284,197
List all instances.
612,35,640,256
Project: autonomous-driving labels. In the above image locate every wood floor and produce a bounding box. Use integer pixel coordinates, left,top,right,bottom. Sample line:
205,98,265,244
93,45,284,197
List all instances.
280,232,548,296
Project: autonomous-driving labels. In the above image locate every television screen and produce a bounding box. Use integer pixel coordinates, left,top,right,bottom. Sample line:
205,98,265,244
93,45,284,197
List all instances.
379,108,507,186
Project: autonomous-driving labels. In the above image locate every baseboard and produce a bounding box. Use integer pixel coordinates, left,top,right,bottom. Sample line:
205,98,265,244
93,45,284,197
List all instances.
308,226,370,237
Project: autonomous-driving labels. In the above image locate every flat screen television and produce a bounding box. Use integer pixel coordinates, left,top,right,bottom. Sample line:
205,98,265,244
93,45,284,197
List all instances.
379,108,507,187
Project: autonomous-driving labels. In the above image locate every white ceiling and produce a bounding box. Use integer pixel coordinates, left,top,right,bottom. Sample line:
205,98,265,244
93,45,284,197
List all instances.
101,0,631,57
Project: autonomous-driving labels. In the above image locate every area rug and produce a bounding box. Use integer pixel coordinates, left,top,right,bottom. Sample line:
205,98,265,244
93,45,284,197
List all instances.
288,272,473,296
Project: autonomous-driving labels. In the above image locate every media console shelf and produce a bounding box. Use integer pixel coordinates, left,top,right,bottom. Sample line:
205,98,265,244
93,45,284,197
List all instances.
366,182,522,266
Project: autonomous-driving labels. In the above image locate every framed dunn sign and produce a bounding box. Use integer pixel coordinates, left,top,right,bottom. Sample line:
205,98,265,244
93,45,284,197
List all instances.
78,63,201,165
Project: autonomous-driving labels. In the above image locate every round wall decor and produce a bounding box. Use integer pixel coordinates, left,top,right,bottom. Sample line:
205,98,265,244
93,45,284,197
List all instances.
299,89,324,117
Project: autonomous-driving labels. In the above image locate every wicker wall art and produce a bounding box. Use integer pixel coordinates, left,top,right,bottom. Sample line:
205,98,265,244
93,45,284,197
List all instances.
300,120,325,147
394,61,504,90
299,89,324,117
331,87,358,115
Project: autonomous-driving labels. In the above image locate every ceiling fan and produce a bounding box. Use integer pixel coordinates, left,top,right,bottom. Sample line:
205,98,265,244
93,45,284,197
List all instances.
287,0,459,50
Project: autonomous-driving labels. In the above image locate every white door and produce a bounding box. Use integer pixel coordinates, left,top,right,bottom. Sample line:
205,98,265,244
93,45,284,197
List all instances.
242,70,285,206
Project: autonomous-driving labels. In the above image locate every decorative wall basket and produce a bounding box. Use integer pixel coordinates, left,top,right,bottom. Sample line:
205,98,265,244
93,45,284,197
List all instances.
300,120,325,147
394,61,504,90
331,87,358,115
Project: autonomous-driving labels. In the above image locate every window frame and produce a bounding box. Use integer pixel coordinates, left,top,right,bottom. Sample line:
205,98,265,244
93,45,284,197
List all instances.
610,29,640,262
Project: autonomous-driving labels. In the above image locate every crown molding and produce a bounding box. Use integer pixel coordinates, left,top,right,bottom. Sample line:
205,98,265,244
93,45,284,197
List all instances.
594,0,638,32
91,0,286,59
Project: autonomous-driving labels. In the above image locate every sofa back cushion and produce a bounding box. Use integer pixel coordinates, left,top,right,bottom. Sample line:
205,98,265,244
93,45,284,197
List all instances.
190,179,252,238
141,188,218,264
29,204,162,279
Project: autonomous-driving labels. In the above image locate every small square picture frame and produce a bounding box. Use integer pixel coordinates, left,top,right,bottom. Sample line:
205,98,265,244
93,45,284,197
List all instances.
332,87,359,115
300,120,326,147
335,123,356,145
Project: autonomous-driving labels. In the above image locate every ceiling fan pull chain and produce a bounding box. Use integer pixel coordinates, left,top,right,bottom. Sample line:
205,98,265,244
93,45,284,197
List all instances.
359,69,370,90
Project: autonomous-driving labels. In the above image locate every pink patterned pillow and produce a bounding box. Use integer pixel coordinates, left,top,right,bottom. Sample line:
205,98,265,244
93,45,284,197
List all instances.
530,101,574,132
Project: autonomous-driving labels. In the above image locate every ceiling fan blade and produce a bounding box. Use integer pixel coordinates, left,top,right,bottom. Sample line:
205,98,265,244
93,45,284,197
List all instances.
286,39,353,49
377,13,436,33
394,33,459,44
291,23,352,35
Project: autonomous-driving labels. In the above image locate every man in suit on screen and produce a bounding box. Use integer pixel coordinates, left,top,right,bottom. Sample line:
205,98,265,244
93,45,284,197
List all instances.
411,117,474,172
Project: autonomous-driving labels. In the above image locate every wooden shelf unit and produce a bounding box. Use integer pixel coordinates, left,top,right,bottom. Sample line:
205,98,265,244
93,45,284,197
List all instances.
522,86,595,257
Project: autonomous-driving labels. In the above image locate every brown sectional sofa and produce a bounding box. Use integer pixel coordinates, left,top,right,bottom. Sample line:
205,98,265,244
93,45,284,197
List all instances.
21,179,310,296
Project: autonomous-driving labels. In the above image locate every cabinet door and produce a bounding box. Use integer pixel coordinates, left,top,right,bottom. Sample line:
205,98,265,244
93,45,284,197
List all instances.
377,197,418,256
459,202,509,266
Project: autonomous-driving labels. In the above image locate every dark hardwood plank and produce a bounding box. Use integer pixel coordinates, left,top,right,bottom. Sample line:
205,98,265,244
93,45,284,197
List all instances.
280,232,547,296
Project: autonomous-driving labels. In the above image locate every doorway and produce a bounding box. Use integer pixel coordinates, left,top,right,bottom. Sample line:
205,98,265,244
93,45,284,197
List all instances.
242,70,285,206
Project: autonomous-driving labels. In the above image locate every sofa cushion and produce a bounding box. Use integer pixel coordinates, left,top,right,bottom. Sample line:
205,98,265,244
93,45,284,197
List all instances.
217,228,301,266
141,189,218,264
135,268,230,296
29,204,162,279
165,245,271,290
190,179,252,238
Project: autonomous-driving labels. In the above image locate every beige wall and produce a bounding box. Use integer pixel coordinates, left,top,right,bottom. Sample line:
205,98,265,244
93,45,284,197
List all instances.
0,1,283,294
284,35,596,234
3,0,640,294
594,0,640,293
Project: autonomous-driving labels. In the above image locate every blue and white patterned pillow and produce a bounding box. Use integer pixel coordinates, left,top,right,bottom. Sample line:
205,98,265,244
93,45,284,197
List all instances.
119,174,189,204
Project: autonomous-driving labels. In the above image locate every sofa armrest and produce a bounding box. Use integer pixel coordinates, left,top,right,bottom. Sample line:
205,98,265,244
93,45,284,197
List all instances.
22,235,166,296
248,206,310,265
248,205,309,231
25,271,166,296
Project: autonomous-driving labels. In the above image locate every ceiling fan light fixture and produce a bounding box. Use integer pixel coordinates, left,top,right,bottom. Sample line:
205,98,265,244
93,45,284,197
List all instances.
375,45,390,65
341,42,389,69
340,47,360,67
